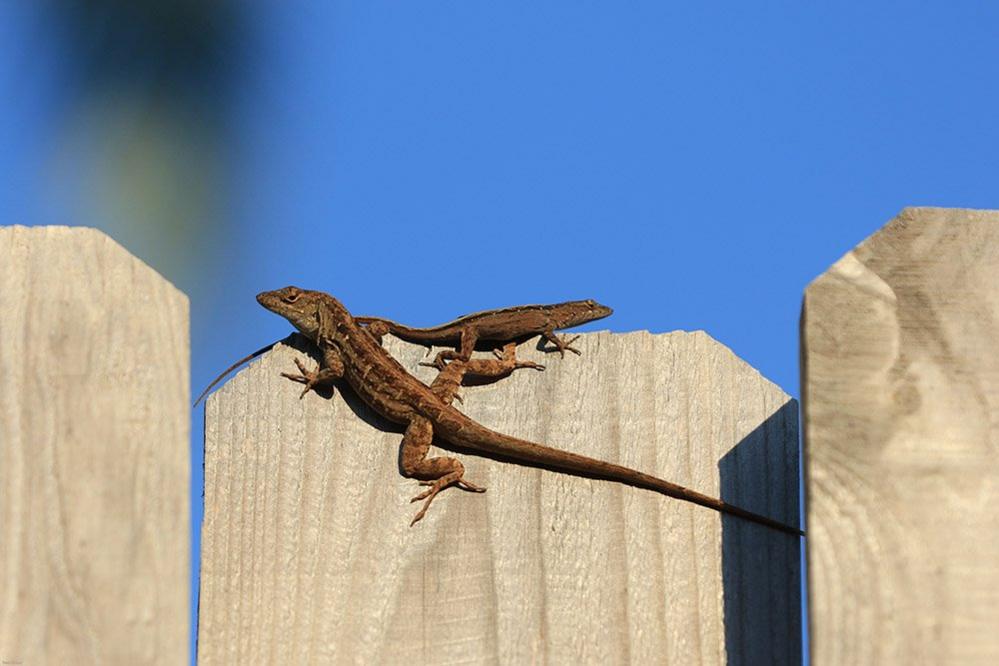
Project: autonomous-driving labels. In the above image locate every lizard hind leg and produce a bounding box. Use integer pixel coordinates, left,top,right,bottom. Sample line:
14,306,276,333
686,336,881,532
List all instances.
421,326,479,370
400,416,485,526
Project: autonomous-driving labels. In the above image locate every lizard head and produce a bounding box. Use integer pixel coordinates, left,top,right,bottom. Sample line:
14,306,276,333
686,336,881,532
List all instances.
257,286,324,339
554,299,614,328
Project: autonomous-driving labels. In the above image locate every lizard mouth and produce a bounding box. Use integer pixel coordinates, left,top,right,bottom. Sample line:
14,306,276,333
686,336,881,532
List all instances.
256,291,275,309
256,290,291,316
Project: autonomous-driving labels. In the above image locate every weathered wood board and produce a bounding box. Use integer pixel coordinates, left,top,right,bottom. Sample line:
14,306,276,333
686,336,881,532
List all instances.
0,226,189,665
803,207,999,664
200,329,800,664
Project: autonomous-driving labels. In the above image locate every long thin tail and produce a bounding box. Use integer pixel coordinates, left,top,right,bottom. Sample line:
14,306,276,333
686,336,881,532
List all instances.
438,415,803,537
353,316,453,341
193,340,278,407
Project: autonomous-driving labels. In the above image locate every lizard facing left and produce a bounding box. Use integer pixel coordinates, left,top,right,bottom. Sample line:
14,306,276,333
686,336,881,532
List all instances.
257,286,803,536
194,299,609,407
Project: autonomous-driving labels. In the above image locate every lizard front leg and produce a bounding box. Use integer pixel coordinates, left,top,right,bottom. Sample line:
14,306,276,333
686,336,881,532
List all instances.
401,415,484,525
487,341,546,372
428,360,469,405
542,330,582,358
281,347,345,398
428,342,544,405
421,325,479,370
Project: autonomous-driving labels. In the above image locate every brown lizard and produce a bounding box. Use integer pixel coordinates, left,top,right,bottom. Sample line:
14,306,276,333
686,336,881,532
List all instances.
355,299,613,368
194,299,610,407
257,286,802,535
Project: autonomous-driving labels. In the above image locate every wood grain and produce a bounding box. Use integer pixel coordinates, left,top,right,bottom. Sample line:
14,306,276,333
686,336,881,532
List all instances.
0,226,189,665
803,207,999,664
200,328,799,664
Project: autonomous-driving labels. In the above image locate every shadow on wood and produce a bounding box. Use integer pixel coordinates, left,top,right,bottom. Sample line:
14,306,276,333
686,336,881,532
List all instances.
720,399,802,666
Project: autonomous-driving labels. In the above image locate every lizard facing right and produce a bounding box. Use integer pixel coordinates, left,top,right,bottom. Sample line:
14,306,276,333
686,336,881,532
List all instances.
355,299,612,368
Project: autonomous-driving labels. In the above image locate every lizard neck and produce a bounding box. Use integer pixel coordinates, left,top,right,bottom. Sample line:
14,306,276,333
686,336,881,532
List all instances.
314,293,354,340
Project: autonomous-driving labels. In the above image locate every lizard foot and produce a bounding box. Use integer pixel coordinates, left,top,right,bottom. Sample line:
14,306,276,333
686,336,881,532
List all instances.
409,476,486,526
281,358,325,399
419,349,462,371
546,334,582,358
492,348,545,371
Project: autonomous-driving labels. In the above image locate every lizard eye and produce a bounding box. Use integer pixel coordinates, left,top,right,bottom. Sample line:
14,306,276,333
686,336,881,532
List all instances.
283,289,301,304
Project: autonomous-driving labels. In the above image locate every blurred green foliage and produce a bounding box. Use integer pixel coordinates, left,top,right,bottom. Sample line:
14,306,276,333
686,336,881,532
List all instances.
41,0,245,288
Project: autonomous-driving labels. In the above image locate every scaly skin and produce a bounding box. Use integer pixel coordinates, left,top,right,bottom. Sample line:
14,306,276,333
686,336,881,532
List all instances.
355,299,613,368
257,286,803,535
195,300,610,406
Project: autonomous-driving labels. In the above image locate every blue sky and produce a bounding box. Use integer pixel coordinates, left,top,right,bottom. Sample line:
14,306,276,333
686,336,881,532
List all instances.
226,2,999,396
4,2,999,662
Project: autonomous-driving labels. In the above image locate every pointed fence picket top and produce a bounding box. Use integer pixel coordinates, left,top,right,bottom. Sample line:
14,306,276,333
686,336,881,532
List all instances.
0,226,189,665
803,207,999,664
199,329,800,664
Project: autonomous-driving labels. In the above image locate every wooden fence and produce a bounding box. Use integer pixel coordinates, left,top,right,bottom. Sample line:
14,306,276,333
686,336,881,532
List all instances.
803,207,999,664
1,206,995,664
1,226,189,664
197,331,799,664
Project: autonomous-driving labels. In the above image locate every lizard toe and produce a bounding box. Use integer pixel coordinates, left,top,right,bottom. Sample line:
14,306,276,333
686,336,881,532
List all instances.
282,359,324,398
407,472,484,525
457,479,487,493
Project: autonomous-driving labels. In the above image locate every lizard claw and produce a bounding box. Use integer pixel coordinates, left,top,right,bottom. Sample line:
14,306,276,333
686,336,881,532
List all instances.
420,349,463,371
562,334,582,356
408,477,486,526
412,478,485,494
491,347,545,371
281,358,322,398
546,334,582,358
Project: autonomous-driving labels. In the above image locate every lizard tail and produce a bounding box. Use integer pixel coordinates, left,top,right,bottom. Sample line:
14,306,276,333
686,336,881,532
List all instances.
353,316,456,342
437,415,804,537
